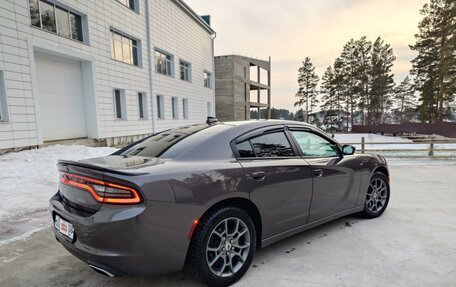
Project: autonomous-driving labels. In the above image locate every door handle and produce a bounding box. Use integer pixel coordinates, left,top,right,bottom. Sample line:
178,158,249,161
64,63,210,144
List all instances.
250,171,266,181
314,169,324,177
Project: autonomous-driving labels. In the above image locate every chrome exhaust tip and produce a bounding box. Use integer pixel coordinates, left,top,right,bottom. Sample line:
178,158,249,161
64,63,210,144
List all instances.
89,264,115,277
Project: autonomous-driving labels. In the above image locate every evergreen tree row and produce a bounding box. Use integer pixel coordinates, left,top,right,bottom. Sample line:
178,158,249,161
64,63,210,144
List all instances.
293,0,455,130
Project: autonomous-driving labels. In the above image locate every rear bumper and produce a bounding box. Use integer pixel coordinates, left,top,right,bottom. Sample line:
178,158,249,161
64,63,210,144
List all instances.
54,235,127,277
49,193,203,276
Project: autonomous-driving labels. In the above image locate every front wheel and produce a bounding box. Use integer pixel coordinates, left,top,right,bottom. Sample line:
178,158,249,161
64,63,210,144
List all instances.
186,207,256,287
360,172,390,218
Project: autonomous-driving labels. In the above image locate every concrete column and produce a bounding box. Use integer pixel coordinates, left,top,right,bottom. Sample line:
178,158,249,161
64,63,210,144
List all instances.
267,56,271,119
257,65,261,120
257,66,260,83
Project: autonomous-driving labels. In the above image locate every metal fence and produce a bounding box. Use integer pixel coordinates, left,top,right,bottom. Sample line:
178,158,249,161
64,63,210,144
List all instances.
341,137,456,158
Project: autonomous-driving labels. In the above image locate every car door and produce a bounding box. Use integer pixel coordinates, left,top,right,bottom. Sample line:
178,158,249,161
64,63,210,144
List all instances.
287,127,360,222
232,127,313,239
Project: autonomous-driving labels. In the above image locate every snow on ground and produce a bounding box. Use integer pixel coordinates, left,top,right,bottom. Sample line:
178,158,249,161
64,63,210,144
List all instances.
0,145,116,246
2,164,456,285
334,133,456,157
334,133,413,144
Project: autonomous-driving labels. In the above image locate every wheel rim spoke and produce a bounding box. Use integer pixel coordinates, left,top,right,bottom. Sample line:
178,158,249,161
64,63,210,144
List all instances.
224,219,229,237
228,255,234,273
233,219,240,236
218,257,227,276
207,246,220,252
213,230,224,239
236,229,247,239
234,242,249,249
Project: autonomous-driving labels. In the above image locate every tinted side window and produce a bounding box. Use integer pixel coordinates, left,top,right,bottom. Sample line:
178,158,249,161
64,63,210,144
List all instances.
250,132,294,157
291,131,339,157
236,141,255,158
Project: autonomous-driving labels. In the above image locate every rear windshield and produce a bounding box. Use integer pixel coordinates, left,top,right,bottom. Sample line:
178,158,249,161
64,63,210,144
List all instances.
119,124,228,159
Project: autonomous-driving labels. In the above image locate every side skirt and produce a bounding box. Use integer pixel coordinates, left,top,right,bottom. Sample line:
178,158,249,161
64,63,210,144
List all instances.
261,206,364,248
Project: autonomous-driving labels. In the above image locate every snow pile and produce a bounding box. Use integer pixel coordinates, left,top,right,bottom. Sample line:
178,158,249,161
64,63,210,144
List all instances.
0,145,116,246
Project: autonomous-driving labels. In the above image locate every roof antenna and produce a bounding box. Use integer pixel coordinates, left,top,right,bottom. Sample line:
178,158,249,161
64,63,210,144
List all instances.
206,116,218,125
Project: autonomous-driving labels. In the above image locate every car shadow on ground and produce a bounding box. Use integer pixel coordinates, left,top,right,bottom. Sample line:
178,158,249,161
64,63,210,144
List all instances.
93,215,362,287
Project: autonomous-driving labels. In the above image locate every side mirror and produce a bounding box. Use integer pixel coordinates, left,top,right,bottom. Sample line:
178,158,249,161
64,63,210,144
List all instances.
342,145,356,155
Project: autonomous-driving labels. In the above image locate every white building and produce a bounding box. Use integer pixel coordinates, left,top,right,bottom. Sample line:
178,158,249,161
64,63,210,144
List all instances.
0,0,215,150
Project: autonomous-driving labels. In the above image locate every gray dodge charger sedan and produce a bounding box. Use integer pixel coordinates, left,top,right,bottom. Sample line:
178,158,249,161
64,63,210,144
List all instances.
50,119,390,287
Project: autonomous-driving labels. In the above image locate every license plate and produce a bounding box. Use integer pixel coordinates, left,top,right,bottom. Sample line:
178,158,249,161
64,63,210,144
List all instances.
54,215,74,240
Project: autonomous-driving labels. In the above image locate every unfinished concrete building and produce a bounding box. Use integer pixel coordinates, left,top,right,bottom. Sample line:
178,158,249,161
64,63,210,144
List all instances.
214,55,271,121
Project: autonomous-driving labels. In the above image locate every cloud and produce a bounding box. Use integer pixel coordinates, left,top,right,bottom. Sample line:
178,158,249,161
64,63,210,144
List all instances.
186,0,428,111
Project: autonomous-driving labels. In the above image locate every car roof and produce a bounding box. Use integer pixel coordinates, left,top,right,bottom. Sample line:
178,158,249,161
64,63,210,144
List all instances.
171,119,337,161
222,119,315,129
117,120,336,162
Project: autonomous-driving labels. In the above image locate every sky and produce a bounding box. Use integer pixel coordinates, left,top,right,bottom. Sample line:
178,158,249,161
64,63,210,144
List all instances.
186,0,428,112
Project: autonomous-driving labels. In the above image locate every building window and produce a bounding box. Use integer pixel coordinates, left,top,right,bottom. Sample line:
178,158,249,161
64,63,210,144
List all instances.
204,71,212,88
29,0,84,42
156,95,164,119
172,97,178,119
113,89,126,119
0,71,8,122
182,98,189,119
207,102,212,117
138,92,147,119
155,50,173,76
56,7,69,38
111,30,139,66
116,0,138,12
69,13,83,41
30,0,40,27
39,1,56,32
180,60,191,82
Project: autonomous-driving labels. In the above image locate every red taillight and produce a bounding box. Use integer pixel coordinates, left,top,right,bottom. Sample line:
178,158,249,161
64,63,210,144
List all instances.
60,173,142,205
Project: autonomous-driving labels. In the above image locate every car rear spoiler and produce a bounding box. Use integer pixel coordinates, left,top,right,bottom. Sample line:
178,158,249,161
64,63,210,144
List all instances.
57,160,148,176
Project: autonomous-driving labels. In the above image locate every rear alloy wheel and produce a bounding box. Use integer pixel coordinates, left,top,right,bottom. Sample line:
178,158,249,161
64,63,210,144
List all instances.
187,207,256,287
206,217,251,277
360,173,390,218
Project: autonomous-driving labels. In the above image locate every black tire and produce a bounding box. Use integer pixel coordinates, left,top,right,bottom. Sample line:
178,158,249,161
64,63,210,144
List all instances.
359,172,390,219
186,206,256,287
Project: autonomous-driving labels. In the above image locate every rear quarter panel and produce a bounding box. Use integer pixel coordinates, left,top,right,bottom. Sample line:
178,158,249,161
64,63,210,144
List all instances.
100,159,248,273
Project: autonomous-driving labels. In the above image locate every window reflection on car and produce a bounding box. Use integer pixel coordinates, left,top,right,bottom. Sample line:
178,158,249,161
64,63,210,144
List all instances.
291,131,339,157
236,132,294,158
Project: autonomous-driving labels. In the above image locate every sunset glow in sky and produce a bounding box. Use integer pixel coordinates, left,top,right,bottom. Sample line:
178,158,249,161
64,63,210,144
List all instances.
186,0,428,111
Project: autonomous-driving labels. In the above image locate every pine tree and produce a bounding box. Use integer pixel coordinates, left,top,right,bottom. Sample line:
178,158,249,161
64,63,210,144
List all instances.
353,36,372,125
333,56,351,131
392,76,417,124
338,39,359,129
316,36,398,129
410,0,456,122
321,66,336,112
320,66,340,130
294,57,319,122
369,36,396,125
294,108,305,122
